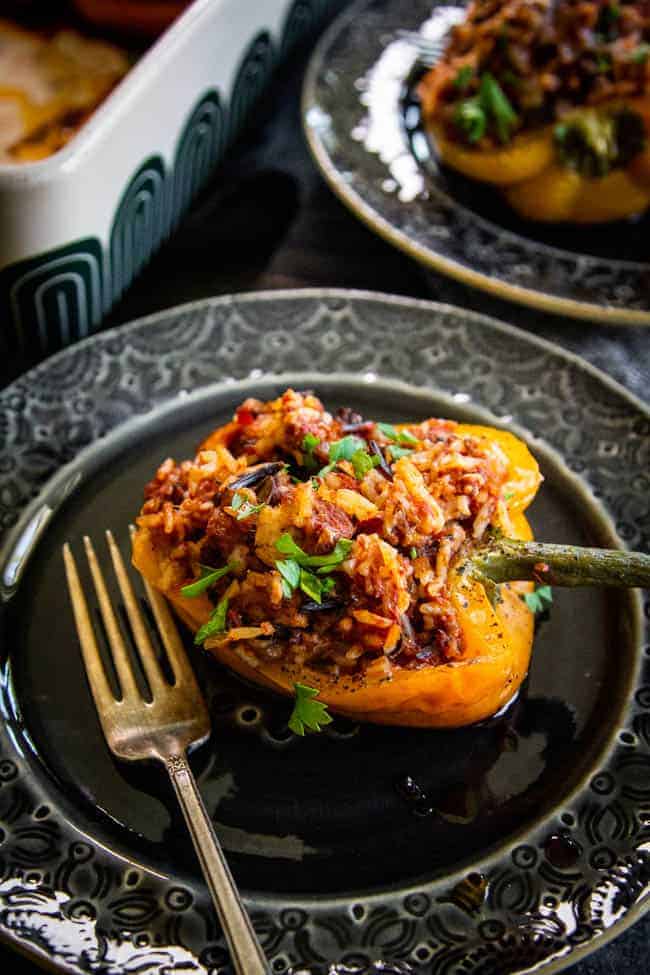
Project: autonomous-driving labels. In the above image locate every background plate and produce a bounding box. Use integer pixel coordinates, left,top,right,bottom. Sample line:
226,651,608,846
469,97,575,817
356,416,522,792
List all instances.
302,0,650,325
0,290,648,975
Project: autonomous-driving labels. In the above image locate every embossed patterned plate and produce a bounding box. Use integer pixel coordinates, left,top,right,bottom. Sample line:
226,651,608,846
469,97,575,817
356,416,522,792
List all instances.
302,0,650,325
0,290,648,975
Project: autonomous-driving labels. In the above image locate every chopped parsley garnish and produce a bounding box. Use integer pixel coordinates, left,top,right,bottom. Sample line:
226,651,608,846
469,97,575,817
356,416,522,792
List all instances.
302,433,320,469
300,568,324,603
319,435,382,481
276,534,352,569
377,423,418,445
288,683,333,736
455,73,518,145
387,445,414,461
277,559,334,603
181,563,234,598
194,596,229,644
231,492,265,520
454,97,486,143
454,65,474,90
316,435,367,478
275,535,352,601
522,585,553,615
350,448,381,480
329,435,366,462
277,558,301,598
410,547,418,559
276,534,311,560
479,73,518,143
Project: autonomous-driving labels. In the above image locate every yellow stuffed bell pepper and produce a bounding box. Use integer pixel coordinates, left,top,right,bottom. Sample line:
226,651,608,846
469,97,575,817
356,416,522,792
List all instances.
133,419,539,728
428,100,650,224
417,0,650,226
132,390,650,732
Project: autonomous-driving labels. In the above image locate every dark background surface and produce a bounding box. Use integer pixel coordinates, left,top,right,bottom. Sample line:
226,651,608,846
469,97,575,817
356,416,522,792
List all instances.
2,16,649,975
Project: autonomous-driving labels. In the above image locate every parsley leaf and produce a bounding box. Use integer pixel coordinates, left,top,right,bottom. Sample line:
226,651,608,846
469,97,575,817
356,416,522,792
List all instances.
288,683,333,735
231,492,265,520
376,422,418,446
277,558,301,591
350,448,381,480
302,433,320,469
276,537,352,600
180,564,233,598
276,534,305,559
194,596,229,645
329,435,366,462
388,445,414,461
276,534,352,569
454,97,486,143
522,585,553,615
377,421,399,439
300,568,323,603
398,429,419,445
307,539,354,569
480,73,518,143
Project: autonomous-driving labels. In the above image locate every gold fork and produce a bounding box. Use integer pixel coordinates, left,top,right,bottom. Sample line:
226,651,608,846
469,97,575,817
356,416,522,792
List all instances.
63,531,269,975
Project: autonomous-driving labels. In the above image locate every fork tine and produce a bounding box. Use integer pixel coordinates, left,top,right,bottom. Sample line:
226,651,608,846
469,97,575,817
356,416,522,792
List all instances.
141,578,197,688
83,535,140,701
63,543,115,714
105,530,167,695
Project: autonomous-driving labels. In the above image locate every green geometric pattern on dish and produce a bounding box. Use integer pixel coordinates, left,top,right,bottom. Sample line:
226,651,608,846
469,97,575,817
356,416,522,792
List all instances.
226,31,276,145
281,0,337,55
109,155,168,307
0,237,103,361
171,90,227,233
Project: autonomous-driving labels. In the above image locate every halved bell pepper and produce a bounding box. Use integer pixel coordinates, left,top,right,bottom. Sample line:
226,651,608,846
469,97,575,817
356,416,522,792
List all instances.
430,99,650,223
132,422,539,728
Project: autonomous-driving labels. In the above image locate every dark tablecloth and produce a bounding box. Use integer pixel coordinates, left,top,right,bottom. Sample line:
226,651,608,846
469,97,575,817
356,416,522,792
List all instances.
2,24,648,975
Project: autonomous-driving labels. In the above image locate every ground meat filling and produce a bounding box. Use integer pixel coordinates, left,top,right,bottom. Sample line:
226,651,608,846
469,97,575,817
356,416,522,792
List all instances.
137,390,509,678
420,0,650,147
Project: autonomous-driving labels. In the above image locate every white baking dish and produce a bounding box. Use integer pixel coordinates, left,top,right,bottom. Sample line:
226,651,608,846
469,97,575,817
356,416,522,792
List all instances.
0,0,343,365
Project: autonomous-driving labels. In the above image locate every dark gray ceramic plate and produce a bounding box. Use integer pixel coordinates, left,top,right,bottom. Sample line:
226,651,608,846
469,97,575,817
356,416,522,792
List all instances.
302,0,650,325
0,290,648,975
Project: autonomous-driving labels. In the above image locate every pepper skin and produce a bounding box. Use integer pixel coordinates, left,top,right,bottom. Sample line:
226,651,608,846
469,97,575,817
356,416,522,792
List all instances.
132,422,541,728
430,100,650,224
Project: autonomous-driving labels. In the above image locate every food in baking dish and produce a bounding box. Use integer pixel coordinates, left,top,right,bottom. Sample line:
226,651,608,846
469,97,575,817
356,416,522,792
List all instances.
0,17,129,163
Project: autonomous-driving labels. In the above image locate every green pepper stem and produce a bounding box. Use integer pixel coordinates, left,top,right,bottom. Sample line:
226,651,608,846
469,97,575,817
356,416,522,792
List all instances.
468,538,650,589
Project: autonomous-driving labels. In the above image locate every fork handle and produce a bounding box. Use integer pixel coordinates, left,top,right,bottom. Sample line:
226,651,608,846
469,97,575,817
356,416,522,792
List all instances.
164,753,269,975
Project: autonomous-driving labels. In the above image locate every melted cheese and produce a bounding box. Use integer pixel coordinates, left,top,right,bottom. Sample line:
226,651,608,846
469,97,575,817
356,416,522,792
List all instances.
0,19,129,163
